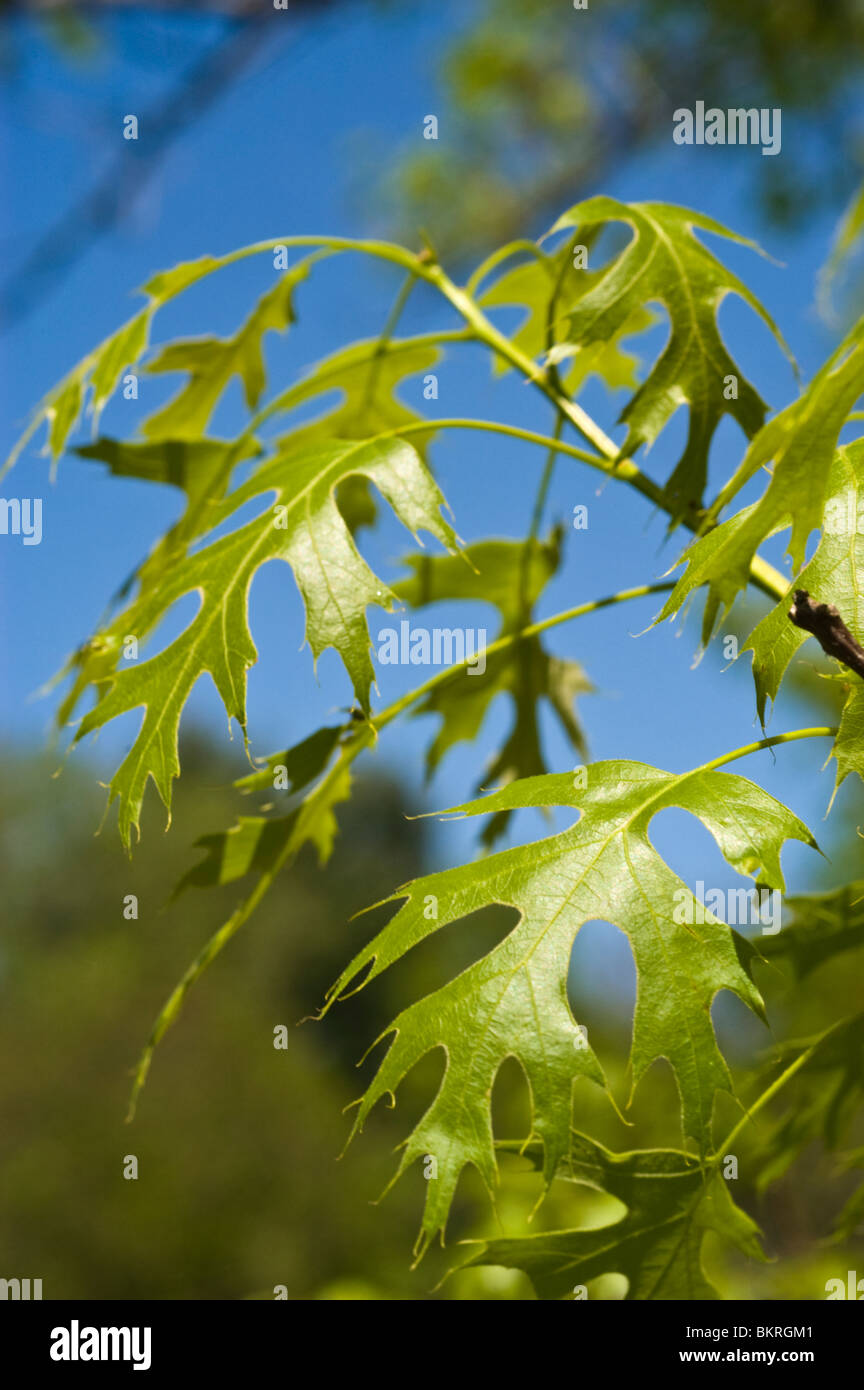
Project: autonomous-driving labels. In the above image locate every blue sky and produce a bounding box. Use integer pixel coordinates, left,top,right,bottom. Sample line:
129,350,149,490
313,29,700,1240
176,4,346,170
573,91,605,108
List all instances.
0,1,859,923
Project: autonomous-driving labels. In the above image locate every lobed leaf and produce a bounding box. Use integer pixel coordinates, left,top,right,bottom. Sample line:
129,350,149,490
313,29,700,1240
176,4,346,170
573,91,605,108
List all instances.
143,261,311,440
743,439,864,790
548,198,790,520
70,435,457,846
459,1131,763,1300
478,240,652,395
324,759,815,1252
658,327,864,644
393,530,592,845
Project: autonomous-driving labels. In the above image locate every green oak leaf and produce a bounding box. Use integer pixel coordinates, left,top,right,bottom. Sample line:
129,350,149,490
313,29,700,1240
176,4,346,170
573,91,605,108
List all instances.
324,761,814,1253
56,435,264,729
140,252,232,304
744,439,864,790
3,245,287,476
143,261,310,439
759,880,864,980
458,1131,764,1300
272,333,458,531
74,434,265,579
3,308,152,478
70,436,457,846
658,326,864,644
74,433,262,504
478,242,652,395
392,531,592,846
176,730,352,895
548,197,790,520
234,725,346,798
273,334,455,454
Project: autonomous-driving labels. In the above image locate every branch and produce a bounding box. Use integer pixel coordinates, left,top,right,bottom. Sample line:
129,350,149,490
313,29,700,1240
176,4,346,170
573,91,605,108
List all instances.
7,231,792,609
414,258,790,605
788,589,864,681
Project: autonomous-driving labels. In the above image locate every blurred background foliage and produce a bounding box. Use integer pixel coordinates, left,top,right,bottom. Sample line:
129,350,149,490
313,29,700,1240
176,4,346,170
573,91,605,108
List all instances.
370,0,864,258
0,736,532,1298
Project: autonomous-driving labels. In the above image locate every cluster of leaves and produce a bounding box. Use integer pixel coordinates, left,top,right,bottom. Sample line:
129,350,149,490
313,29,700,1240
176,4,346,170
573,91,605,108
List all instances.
10,193,864,1298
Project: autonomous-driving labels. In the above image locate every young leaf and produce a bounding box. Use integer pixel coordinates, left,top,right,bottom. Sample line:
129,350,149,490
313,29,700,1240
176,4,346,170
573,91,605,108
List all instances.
658,326,864,644
478,244,651,394
393,531,592,845
5,248,265,476
744,439,864,789
176,724,351,895
140,252,237,304
70,435,457,846
235,724,346,796
50,435,264,729
759,880,864,980
272,335,457,453
270,334,459,530
547,198,790,518
3,245,329,476
143,262,311,440
3,309,152,478
324,760,814,1252
458,1131,763,1300
75,434,262,509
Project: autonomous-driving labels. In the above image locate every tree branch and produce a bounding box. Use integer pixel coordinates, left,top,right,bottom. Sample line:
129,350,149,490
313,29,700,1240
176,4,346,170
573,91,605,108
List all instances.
788,589,864,681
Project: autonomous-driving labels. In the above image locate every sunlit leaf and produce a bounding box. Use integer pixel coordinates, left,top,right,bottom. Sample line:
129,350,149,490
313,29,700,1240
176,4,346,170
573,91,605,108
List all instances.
324,760,813,1252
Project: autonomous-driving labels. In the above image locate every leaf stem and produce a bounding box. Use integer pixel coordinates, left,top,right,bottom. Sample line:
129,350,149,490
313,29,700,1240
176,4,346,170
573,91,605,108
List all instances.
718,1018,846,1157
697,726,838,775
393,415,603,466
362,270,419,410
529,416,565,543
464,239,548,299
375,581,676,731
